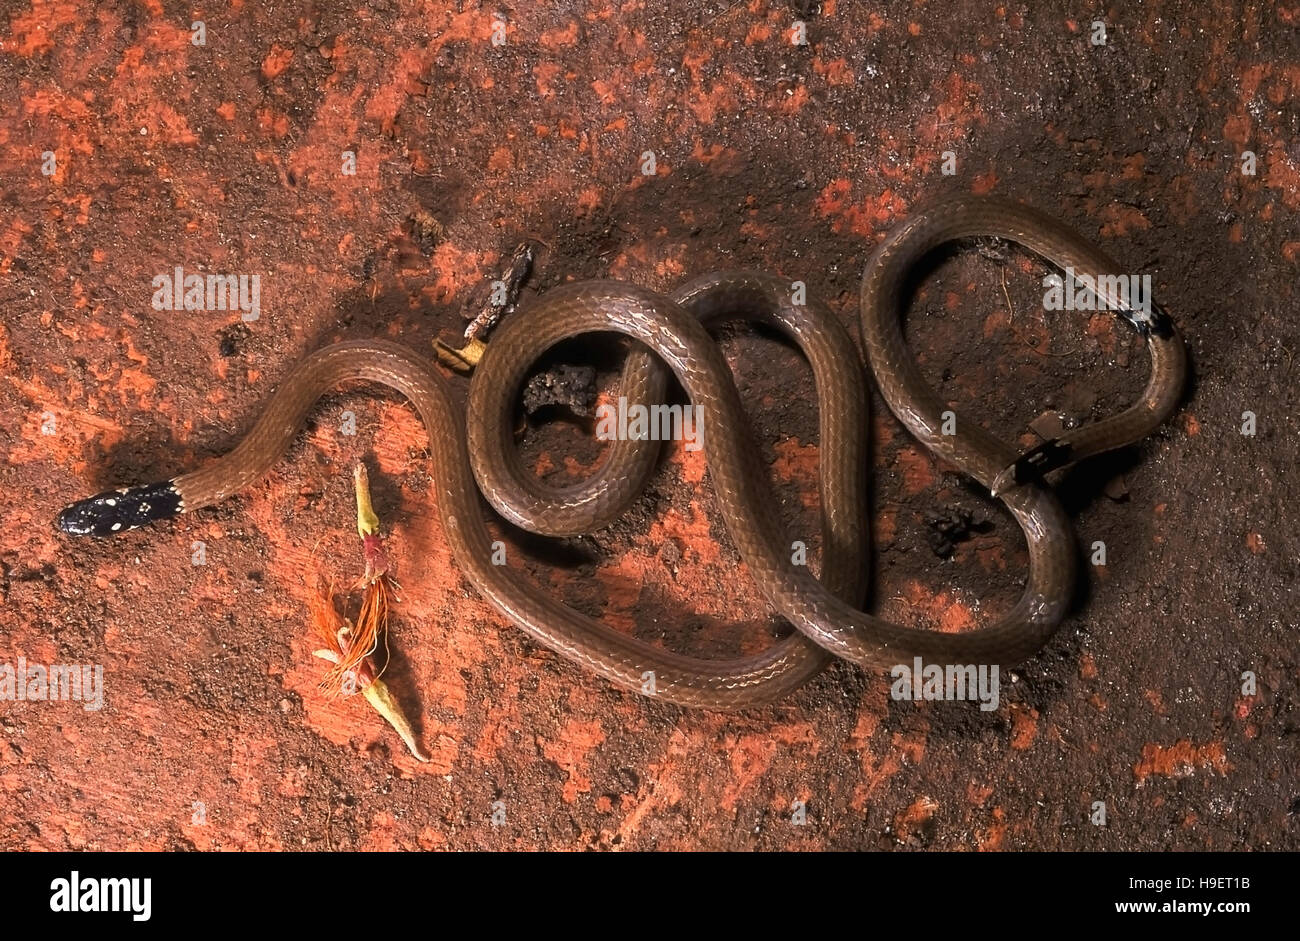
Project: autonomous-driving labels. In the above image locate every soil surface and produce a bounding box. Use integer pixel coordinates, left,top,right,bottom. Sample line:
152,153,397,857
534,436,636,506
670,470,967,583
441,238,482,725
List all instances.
1,1,1297,851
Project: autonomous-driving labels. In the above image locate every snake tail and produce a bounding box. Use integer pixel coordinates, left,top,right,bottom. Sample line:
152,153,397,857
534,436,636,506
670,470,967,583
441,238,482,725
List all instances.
990,439,1076,496
56,480,184,537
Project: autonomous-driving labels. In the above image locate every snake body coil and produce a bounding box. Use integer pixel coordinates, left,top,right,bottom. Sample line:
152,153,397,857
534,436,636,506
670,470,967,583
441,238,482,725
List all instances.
58,196,1187,709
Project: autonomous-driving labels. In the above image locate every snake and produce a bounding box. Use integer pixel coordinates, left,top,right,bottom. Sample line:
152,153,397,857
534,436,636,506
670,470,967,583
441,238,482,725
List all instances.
57,195,1187,709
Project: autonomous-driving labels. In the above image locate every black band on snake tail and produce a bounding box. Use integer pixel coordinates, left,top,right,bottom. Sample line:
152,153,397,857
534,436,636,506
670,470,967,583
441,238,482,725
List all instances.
989,438,1076,496
1130,300,1176,340
56,480,184,537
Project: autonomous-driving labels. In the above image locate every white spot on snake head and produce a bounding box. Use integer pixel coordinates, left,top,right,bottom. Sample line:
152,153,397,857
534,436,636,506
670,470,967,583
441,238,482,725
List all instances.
111,522,122,531
104,498,117,507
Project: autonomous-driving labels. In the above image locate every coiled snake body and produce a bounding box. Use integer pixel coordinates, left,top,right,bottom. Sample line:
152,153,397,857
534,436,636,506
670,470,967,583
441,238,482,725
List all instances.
58,196,1187,709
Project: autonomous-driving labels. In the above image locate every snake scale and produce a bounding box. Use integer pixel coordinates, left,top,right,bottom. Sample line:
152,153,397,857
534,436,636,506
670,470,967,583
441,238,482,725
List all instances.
58,196,1187,708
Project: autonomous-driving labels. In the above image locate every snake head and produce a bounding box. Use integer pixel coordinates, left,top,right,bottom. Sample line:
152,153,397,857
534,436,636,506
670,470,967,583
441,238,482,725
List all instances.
57,480,183,537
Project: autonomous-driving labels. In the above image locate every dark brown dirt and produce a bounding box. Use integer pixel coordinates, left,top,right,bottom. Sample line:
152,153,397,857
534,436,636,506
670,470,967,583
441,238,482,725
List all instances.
1,1,1297,851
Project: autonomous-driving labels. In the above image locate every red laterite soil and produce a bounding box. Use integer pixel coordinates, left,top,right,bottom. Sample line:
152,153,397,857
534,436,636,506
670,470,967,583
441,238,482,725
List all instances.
1,2,1296,850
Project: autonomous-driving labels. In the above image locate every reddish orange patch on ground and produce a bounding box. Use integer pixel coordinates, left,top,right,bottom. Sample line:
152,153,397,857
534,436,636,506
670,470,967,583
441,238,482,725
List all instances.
894,794,938,843
893,445,937,495
540,719,607,803
890,580,978,634
1134,740,1231,785
1009,704,1038,750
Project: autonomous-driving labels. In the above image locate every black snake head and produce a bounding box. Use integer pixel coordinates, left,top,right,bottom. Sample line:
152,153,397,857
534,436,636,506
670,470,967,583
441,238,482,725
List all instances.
57,480,183,537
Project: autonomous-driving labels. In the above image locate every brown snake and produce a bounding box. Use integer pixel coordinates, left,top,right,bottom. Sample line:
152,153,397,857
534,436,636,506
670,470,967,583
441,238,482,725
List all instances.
58,196,1187,709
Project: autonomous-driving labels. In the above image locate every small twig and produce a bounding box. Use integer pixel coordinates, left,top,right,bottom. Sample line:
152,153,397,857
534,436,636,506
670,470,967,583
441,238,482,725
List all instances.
465,242,536,342
436,241,537,371
1000,266,1016,321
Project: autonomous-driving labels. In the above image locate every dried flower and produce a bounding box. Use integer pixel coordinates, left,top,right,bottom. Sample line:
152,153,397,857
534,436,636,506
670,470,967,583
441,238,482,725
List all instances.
305,463,429,762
